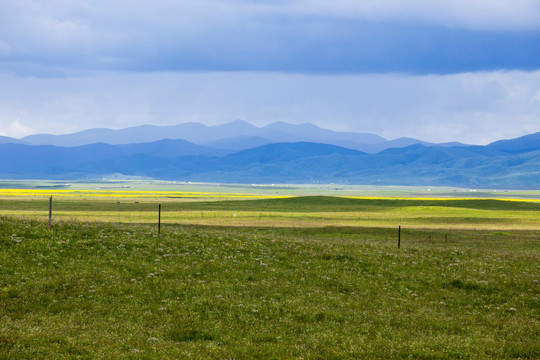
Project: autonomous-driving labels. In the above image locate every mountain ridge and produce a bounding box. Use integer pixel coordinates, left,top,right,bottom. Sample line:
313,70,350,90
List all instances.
1,132,539,188
12,120,467,153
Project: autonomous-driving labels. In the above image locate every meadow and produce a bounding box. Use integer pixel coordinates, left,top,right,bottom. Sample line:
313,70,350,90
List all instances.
0,183,539,358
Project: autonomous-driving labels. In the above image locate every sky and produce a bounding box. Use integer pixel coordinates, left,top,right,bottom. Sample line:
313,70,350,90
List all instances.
1,0,540,144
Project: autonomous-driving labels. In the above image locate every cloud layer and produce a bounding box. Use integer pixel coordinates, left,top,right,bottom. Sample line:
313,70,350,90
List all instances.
1,0,539,76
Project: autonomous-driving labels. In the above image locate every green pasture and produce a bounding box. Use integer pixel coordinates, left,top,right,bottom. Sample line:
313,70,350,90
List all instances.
1,217,539,359
0,194,539,358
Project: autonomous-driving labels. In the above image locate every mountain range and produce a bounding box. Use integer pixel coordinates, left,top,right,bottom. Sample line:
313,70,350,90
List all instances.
0,120,463,154
0,121,539,188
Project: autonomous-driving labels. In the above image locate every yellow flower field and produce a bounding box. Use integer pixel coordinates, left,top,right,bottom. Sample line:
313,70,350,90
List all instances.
1,188,539,203
0,188,289,200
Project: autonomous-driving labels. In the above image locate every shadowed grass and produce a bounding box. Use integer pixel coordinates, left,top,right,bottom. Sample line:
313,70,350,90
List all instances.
2,195,540,212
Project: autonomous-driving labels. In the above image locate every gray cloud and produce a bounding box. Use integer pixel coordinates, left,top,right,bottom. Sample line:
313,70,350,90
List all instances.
1,1,539,76
286,0,540,30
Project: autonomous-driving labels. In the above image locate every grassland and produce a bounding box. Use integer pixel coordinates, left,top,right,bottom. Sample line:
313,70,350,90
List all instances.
0,186,539,358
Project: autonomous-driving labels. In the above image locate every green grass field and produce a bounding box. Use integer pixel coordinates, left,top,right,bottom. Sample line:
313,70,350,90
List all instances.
1,191,539,358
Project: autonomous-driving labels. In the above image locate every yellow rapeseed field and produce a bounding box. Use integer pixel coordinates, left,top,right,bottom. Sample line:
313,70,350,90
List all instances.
1,188,539,202
0,188,288,199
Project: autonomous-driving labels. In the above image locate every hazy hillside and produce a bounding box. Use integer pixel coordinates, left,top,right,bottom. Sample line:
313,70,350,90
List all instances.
1,132,539,188
0,136,24,144
486,132,540,153
16,120,453,153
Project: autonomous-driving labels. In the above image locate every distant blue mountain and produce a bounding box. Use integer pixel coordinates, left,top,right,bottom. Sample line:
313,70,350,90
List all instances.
0,139,218,177
204,136,274,151
219,142,363,166
1,132,539,188
0,136,24,144
17,120,447,153
21,122,245,147
486,132,540,153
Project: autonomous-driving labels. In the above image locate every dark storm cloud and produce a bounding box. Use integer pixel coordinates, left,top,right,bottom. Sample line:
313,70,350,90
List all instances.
1,1,539,76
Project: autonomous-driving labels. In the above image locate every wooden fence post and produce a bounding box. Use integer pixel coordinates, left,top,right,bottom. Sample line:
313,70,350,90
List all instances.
48,196,53,229
158,204,161,235
398,225,401,249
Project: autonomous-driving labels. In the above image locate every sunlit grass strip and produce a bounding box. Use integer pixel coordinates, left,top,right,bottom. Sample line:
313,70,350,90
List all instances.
2,206,538,230
345,196,540,202
0,189,290,199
